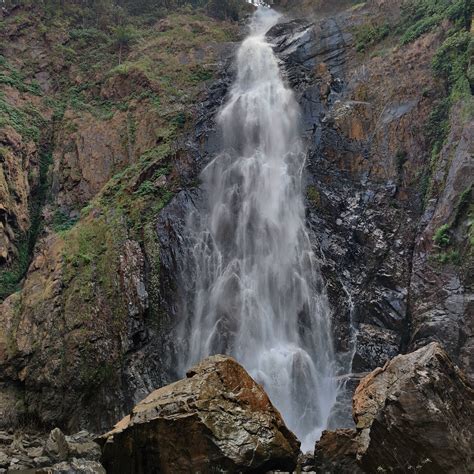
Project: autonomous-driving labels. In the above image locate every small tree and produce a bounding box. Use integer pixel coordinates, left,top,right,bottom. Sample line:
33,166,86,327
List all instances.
112,25,138,64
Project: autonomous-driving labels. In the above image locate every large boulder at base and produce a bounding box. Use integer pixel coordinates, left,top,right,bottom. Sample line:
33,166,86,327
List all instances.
353,342,474,473
314,429,363,474
99,355,301,473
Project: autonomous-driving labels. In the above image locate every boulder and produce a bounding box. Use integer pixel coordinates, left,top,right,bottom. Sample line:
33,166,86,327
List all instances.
353,342,474,473
100,355,301,473
313,429,362,473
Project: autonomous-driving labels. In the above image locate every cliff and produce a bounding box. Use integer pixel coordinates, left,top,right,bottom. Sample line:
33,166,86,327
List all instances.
0,0,472,471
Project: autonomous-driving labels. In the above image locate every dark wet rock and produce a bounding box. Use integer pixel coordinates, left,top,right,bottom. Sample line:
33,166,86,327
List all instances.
352,324,400,372
353,343,474,473
317,343,474,473
409,109,474,383
314,429,362,474
100,355,301,474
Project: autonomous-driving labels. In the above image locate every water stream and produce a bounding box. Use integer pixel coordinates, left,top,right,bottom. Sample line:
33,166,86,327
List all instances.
177,7,338,451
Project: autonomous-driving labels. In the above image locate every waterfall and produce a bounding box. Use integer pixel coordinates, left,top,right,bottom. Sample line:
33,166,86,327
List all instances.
177,7,338,452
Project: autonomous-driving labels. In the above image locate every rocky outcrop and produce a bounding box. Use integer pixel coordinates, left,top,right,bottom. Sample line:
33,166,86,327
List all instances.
0,428,104,472
409,107,474,383
0,125,39,266
314,343,474,473
352,343,474,473
52,107,161,210
0,3,237,434
100,355,301,474
266,3,441,427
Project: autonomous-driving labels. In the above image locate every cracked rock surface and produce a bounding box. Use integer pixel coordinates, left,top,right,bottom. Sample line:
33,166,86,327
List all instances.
99,355,300,474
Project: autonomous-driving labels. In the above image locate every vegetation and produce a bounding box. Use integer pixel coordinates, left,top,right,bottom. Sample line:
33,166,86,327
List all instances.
355,22,390,52
1,0,252,24
112,25,139,64
398,0,470,45
393,0,474,206
431,186,473,265
307,185,321,208
433,224,451,247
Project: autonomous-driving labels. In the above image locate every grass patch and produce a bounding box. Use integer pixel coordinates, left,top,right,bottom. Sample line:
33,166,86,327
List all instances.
0,93,45,142
0,55,42,95
355,22,390,52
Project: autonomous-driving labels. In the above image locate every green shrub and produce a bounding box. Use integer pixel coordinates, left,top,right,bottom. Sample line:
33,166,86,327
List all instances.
355,23,390,52
436,249,461,265
52,210,79,233
433,224,451,247
0,94,43,142
432,30,473,99
399,0,470,45
425,98,451,154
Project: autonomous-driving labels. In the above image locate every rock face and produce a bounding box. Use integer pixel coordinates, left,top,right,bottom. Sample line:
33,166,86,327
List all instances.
409,108,474,383
352,343,474,473
0,124,39,266
100,355,301,474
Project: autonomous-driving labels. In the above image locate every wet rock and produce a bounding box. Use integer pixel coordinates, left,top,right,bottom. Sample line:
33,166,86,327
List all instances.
352,324,400,372
38,460,106,473
353,343,474,473
409,108,474,382
314,429,362,474
100,355,301,473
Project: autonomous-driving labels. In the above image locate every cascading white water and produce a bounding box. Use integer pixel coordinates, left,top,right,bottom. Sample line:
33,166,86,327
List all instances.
177,7,338,451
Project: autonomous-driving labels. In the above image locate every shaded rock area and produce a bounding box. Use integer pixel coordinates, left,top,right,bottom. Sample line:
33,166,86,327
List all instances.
100,355,301,474
0,124,40,265
0,428,104,473
314,429,362,474
408,108,474,383
315,343,474,473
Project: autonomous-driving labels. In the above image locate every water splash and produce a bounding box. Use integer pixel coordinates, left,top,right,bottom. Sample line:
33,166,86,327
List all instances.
177,8,338,452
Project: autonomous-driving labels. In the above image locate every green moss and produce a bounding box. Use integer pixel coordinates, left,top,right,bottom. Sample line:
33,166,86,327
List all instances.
0,150,52,301
425,98,451,155
0,239,30,300
79,360,117,391
51,210,79,233
62,212,129,325
0,55,42,95
307,185,321,208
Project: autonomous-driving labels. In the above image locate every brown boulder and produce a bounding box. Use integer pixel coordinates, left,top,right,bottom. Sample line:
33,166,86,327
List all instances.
353,342,474,473
100,355,300,473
